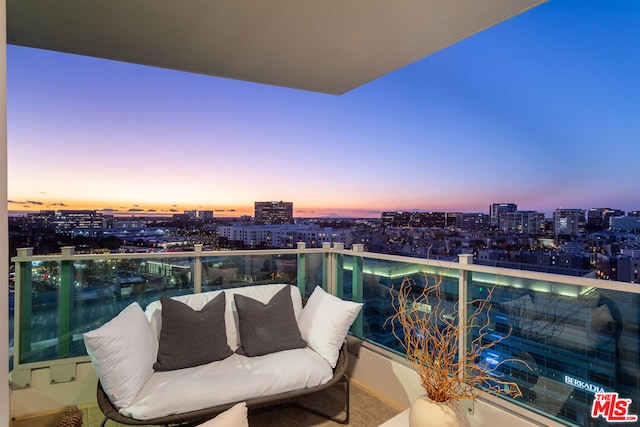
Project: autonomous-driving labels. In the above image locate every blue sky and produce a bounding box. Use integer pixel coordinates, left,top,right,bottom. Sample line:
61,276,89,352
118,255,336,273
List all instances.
7,0,640,217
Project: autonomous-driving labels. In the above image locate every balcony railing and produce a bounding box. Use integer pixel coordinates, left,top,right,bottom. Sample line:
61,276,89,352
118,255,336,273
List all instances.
10,243,640,426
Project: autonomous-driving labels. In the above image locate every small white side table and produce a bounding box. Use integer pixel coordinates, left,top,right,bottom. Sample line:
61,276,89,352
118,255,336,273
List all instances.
378,409,410,426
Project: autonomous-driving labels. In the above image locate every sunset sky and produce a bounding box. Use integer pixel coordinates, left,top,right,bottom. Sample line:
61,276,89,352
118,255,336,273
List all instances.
7,0,640,218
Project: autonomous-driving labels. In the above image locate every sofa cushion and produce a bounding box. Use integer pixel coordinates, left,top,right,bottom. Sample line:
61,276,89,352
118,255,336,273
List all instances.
234,286,306,356
298,286,362,368
83,302,157,410
197,402,248,427
145,284,303,352
122,347,333,420
154,293,233,371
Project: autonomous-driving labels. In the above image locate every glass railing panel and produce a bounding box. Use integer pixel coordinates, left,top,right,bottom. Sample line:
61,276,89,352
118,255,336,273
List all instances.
342,257,460,353
200,253,298,291
470,272,640,426
18,256,197,364
300,252,324,298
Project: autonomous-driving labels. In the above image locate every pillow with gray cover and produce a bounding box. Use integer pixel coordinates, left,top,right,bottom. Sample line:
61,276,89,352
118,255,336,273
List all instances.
234,286,306,357
154,293,232,371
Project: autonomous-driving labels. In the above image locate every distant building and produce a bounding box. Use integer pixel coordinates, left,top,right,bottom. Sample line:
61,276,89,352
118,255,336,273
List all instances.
444,212,460,228
596,251,640,283
218,223,351,248
110,216,148,230
610,216,640,232
501,210,545,234
197,210,214,220
489,203,517,227
53,210,106,236
456,213,490,231
254,201,293,225
381,211,411,227
587,208,625,230
381,211,446,228
26,210,56,229
476,249,592,276
553,208,586,236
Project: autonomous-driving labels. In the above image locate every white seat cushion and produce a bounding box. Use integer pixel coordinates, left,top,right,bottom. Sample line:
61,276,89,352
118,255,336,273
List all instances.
121,347,333,420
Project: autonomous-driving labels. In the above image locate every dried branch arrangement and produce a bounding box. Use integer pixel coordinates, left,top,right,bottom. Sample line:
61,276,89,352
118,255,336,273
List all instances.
387,273,525,403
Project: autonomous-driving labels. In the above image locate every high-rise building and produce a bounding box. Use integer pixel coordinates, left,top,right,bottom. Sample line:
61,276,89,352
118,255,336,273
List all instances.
254,201,293,225
489,203,517,227
587,208,625,229
501,210,545,234
553,208,586,236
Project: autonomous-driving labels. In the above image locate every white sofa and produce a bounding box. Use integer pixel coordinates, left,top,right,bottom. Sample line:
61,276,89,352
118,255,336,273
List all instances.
84,283,362,426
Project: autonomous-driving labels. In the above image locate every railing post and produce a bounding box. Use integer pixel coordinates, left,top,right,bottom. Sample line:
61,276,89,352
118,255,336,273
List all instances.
59,247,75,358
194,244,202,294
322,242,332,292
16,248,33,364
333,242,344,298
458,253,474,414
297,242,306,297
351,244,365,338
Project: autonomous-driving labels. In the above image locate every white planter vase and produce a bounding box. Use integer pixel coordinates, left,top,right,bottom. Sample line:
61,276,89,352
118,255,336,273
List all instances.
409,395,470,427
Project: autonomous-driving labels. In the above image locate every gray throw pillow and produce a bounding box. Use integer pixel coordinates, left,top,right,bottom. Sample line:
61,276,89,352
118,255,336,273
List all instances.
234,286,306,357
154,293,233,371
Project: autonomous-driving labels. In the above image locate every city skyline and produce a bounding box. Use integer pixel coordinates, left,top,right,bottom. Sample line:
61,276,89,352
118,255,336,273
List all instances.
7,1,640,218
8,199,638,221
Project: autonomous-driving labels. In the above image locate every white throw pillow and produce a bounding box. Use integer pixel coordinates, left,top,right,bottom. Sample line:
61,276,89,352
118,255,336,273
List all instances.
298,286,363,368
83,302,157,409
197,402,248,427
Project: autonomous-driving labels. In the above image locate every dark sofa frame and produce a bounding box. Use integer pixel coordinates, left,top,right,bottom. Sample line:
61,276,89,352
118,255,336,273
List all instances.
97,342,350,426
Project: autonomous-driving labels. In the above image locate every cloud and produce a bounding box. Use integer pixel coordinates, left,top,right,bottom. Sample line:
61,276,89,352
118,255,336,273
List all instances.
147,209,157,212
51,202,67,206
128,208,144,212
26,200,44,205
169,209,178,212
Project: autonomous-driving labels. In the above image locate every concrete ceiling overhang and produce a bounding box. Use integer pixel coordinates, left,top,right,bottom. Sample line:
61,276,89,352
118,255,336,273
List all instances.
6,0,546,95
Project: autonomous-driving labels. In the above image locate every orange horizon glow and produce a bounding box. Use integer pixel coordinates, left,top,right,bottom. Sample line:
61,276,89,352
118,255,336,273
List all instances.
6,198,390,218
7,197,506,218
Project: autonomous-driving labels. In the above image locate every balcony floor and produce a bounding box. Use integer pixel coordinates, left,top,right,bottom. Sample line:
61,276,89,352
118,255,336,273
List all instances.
250,379,400,426
74,379,400,427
